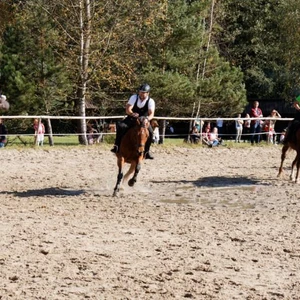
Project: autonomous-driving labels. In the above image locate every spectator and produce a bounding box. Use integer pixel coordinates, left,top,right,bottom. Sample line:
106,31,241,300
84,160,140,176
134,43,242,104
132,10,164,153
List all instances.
0,94,9,111
194,120,203,133
150,119,159,144
87,124,98,145
189,125,200,144
263,109,281,144
216,118,224,138
202,123,211,145
0,118,7,147
208,127,221,147
204,121,211,132
279,129,287,144
243,113,251,142
250,101,263,145
33,118,45,146
235,114,243,143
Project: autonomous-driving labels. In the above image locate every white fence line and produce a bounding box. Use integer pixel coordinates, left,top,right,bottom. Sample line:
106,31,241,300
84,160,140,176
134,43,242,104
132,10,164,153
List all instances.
1,115,294,140
0,115,295,121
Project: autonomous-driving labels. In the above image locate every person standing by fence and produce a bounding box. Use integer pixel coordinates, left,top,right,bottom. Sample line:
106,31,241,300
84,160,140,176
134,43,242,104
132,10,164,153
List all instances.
216,118,224,138
243,113,251,142
0,94,9,111
33,118,45,146
235,114,243,143
250,101,263,145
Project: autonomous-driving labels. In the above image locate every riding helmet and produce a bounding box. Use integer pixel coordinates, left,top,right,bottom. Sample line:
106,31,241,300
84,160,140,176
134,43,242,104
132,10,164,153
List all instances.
138,83,151,93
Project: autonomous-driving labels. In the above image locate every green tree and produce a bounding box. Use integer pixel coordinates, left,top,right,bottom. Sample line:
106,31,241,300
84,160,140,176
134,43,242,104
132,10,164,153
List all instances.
274,0,300,100
0,2,72,119
215,0,284,99
142,0,246,117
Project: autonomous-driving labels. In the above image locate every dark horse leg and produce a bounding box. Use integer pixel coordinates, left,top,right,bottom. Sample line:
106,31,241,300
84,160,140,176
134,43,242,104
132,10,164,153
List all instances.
296,155,300,183
128,162,141,187
278,144,289,178
290,154,298,182
113,168,123,197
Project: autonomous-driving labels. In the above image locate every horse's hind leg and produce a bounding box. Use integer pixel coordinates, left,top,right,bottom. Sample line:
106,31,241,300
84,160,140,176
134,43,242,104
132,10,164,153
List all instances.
291,149,300,183
295,156,300,183
290,155,298,182
128,163,141,187
278,144,289,178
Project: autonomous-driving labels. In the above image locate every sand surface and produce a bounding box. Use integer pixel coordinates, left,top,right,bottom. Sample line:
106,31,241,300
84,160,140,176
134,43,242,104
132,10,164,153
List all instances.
0,145,299,299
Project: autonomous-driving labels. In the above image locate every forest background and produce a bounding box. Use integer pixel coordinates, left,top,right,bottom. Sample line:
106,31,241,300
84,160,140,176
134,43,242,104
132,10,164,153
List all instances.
0,0,300,144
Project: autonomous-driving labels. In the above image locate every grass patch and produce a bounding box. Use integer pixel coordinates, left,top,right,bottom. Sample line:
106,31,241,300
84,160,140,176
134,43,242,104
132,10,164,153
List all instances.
5,134,276,149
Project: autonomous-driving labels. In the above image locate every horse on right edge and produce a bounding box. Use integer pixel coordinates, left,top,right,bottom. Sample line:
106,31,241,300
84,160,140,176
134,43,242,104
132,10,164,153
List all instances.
278,121,300,183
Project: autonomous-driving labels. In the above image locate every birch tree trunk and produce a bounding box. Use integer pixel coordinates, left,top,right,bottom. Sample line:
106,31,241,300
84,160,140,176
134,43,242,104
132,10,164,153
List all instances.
196,0,216,118
46,118,54,146
77,0,92,145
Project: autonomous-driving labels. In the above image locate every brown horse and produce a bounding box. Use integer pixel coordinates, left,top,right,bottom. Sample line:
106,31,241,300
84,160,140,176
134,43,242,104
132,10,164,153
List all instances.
113,116,149,196
278,122,300,183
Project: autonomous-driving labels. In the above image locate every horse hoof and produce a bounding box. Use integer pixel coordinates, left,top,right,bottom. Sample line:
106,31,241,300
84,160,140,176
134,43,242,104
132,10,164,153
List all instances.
128,179,136,187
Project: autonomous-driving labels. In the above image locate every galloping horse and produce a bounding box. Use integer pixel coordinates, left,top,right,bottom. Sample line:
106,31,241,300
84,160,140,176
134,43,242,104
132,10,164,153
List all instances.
278,121,300,183
113,116,149,196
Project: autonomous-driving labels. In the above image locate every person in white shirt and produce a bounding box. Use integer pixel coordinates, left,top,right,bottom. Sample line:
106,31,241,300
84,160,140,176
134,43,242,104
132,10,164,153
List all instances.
235,114,244,143
0,94,9,110
208,127,221,147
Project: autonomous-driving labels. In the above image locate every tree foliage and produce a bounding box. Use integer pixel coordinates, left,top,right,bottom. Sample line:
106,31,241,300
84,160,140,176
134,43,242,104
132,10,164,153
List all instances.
1,0,299,132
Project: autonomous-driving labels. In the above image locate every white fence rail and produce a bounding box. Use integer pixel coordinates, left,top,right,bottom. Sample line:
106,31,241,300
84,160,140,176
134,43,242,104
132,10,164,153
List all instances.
0,115,294,140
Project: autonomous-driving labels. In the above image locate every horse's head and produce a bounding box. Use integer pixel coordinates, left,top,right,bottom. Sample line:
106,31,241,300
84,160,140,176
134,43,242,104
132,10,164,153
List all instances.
135,116,149,155
136,116,150,128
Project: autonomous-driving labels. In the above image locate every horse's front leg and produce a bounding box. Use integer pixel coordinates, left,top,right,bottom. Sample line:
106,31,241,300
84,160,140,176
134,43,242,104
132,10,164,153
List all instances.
128,162,141,187
113,158,124,197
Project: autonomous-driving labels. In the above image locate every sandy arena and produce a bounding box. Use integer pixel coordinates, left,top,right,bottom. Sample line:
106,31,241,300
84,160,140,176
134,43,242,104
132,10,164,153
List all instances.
0,145,299,299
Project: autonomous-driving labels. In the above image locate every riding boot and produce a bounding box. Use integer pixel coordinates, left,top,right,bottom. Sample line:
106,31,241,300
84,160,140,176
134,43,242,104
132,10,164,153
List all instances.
111,124,123,153
144,133,154,159
111,121,129,153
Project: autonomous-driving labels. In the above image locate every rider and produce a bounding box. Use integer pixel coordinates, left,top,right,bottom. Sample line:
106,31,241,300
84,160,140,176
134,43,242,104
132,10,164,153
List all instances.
111,83,155,159
293,94,300,119
284,94,300,143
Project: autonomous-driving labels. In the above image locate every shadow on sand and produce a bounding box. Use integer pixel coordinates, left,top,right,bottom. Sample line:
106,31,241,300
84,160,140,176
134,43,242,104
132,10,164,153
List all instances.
151,175,270,188
0,187,85,198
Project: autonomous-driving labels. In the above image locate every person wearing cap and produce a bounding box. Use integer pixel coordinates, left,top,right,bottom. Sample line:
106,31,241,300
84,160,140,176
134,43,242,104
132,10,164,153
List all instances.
293,95,300,119
0,94,9,111
111,83,155,159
